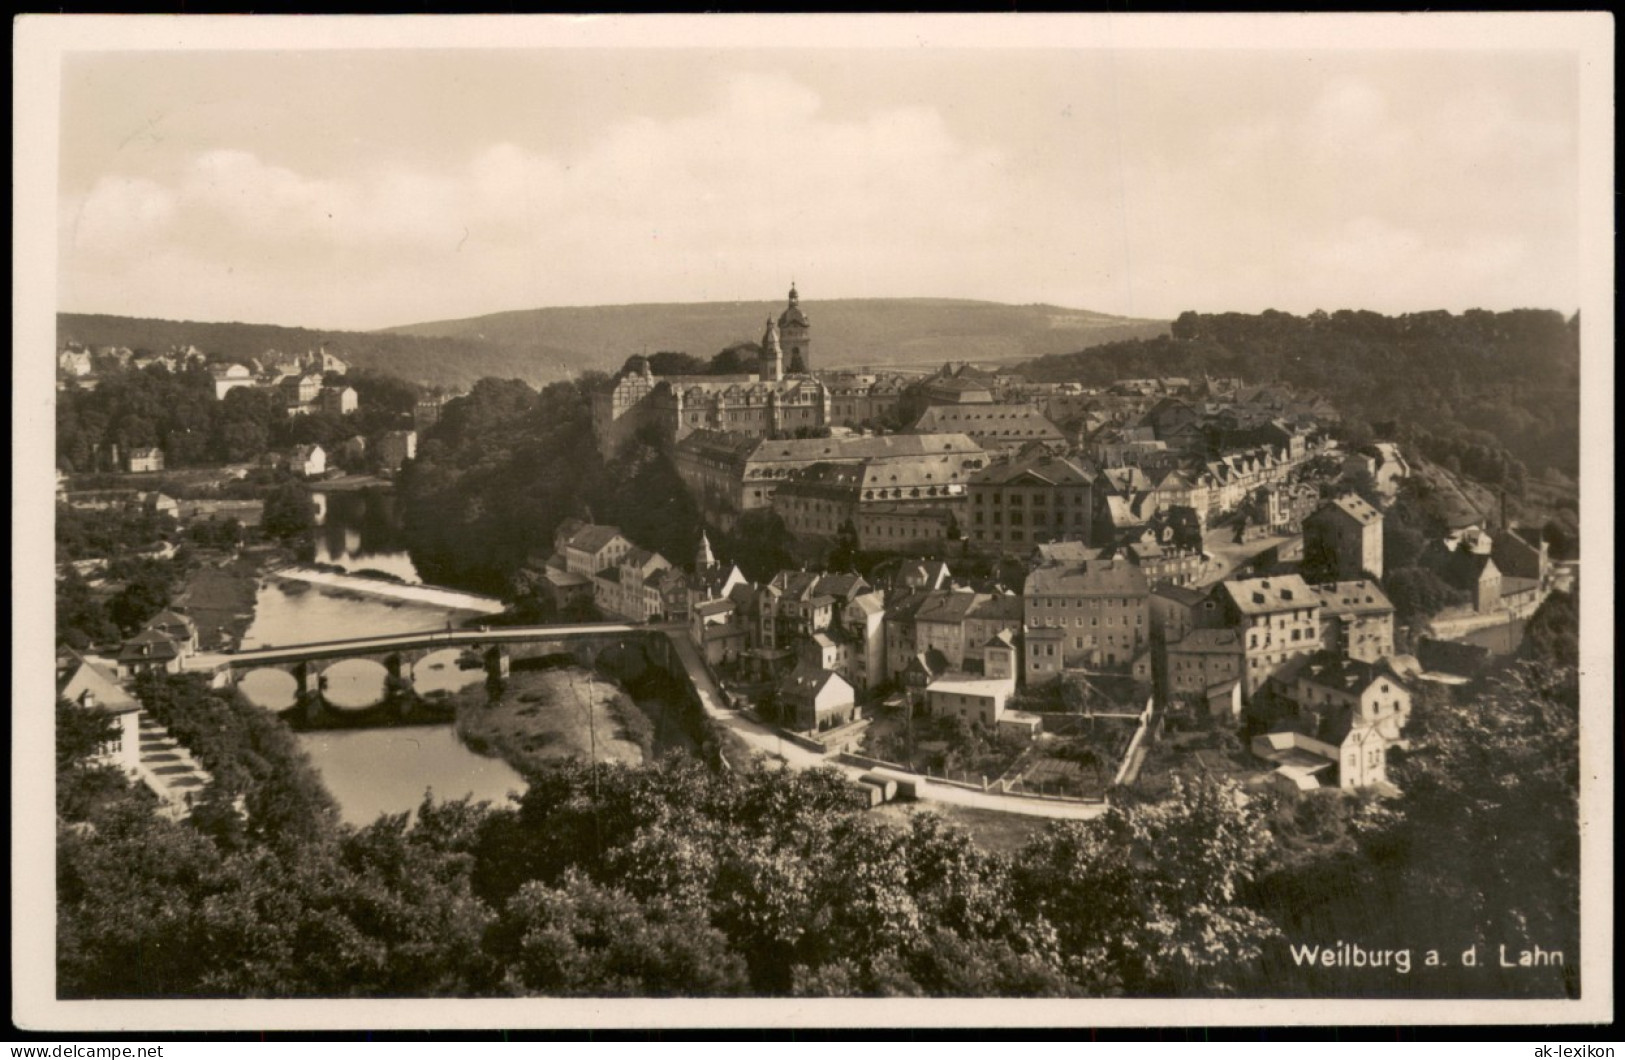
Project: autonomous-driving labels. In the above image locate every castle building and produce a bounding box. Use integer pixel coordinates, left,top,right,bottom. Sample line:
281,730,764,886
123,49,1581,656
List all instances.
591,285,827,457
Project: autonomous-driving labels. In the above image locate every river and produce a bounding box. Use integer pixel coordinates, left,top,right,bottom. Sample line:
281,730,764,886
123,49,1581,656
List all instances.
239,488,529,825
310,488,421,583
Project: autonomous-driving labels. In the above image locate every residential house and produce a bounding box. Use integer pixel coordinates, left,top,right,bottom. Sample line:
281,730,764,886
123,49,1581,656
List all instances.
1149,583,1208,644
1022,559,1150,669
1023,625,1066,686
289,444,327,477
778,664,858,733
117,630,186,675
1423,541,1503,614
1312,580,1396,663
838,592,888,693
145,610,200,653
894,559,952,592
883,589,983,679
320,386,359,416
925,634,1019,729
281,372,325,414
1205,574,1322,700
126,447,165,474
594,546,673,623
1303,494,1384,581
58,654,143,774
690,596,749,668
1164,628,1246,703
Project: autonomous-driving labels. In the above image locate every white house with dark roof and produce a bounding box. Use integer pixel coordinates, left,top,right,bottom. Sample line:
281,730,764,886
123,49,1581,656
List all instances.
778,663,857,733
58,654,143,774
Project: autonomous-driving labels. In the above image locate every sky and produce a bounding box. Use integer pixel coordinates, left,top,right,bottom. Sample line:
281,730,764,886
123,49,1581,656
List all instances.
52,20,1585,331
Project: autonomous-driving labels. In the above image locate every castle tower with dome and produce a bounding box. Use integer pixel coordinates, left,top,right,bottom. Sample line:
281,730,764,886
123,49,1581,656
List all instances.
777,283,811,373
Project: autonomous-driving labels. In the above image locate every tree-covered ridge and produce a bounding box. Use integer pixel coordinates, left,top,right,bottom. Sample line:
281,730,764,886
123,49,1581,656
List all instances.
1020,308,1580,480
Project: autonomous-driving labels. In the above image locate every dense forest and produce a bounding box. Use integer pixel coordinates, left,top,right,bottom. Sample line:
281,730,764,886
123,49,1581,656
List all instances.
56,362,421,473
58,313,565,391
57,607,1579,998
1019,308,1580,482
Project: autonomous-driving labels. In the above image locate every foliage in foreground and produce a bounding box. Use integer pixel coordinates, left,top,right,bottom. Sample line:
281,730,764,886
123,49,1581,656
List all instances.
57,661,1579,999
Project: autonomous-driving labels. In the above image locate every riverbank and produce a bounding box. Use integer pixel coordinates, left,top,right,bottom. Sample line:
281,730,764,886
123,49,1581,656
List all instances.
452,666,649,775
175,546,291,651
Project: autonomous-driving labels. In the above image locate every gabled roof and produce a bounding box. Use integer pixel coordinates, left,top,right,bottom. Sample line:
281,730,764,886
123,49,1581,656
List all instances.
59,654,140,714
779,663,852,701
567,524,626,555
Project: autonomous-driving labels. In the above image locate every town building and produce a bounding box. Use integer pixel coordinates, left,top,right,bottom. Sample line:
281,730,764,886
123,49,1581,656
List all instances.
966,452,1095,554
1022,559,1150,669
1164,628,1246,702
1303,494,1385,581
593,546,674,623
855,503,959,553
1205,574,1322,700
909,404,1065,453
289,444,327,477
673,430,987,532
777,664,856,733
58,654,143,775
1312,580,1396,663
125,447,165,474
925,634,1019,729
320,386,359,416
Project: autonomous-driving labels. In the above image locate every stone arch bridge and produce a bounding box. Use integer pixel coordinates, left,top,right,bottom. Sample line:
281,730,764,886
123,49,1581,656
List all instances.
206,623,685,715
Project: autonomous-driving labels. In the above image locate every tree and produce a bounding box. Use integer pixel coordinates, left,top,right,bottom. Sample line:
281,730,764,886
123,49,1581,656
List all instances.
262,482,317,542
1380,664,1579,997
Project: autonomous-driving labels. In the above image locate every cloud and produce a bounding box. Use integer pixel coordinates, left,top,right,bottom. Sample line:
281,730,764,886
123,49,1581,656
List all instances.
60,72,1017,327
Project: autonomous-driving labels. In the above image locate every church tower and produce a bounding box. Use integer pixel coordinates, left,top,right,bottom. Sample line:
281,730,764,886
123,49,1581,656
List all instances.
760,316,784,382
696,530,716,571
778,283,810,374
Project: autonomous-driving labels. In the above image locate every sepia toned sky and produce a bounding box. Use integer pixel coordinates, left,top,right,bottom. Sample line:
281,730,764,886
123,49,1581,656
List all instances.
55,30,1582,330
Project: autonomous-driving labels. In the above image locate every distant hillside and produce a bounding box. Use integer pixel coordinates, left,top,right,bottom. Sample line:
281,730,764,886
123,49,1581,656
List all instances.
56,313,578,390
57,301,1167,391
384,298,1170,374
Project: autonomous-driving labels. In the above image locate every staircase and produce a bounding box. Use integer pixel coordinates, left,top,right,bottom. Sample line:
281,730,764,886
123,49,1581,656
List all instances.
135,712,213,818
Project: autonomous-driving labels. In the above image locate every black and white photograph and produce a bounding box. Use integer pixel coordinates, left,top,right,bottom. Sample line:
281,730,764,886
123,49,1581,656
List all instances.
13,13,1613,1032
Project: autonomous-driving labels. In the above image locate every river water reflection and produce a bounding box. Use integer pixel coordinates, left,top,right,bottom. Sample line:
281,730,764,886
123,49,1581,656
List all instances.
300,725,527,826
238,520,527,824
311,488,421,584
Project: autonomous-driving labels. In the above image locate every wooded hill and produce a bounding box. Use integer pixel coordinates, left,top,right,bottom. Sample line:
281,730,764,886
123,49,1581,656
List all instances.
59,301,1166,392
383,298,1170,374
1018,308,1581,483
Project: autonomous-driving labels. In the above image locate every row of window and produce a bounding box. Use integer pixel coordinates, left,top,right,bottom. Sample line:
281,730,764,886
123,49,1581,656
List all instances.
973,492,1086,506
